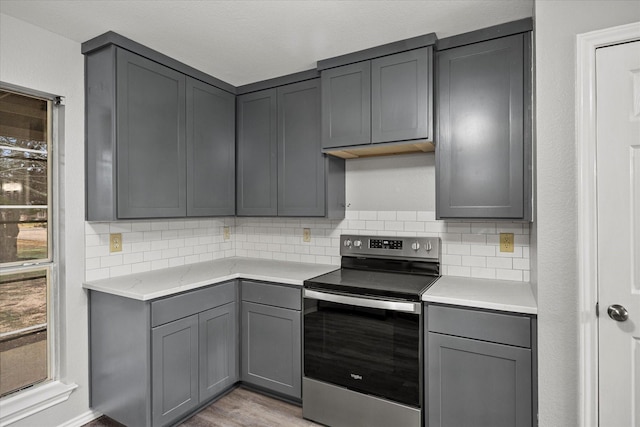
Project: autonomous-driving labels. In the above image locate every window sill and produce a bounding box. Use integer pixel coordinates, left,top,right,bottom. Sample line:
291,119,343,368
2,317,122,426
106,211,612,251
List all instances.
0,381,77,426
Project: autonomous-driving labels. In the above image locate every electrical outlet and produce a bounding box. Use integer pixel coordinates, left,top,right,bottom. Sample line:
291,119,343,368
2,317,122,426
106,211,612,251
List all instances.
499,233,514,253
303,228,311,243
110,233,122,253
223,226,231,241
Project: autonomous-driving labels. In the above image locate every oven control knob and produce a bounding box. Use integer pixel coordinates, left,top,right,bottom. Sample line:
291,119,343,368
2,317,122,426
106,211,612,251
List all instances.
411,242,420,251
353,240,363,248
425,241,433,252
343,239,352,248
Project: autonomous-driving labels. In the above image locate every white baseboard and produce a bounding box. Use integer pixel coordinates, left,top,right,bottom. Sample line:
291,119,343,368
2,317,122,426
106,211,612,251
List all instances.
57,410,102,427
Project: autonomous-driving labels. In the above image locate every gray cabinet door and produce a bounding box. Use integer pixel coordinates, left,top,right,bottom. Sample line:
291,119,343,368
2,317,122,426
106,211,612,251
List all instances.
186,78,235,216
241,301,301,399
321,61,371,148
372,47,431,143
199,302,238,402
152,314,199,427
236,89,278,216
428,332,532,427
277,79,325,216
116,48,187,218
436,34,525,219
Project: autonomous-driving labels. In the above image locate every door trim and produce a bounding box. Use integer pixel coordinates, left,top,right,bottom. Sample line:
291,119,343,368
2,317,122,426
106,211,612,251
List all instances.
576,21,640,427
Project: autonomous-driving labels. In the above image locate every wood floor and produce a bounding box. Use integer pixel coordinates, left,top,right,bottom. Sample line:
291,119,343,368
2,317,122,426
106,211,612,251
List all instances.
84,387,321,427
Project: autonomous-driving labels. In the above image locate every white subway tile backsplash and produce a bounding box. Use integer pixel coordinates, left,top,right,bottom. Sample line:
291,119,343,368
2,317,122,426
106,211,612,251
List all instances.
86,212,530,282
471,222,496,234
359,211,378,221
396,211,417,221
447,244,471,256
462,256,486,268
471,267,497,279
487,257,513,269
404,221,424,232
378,211,397,221
496,269,523,281
471,245,496,257
448,266,471,277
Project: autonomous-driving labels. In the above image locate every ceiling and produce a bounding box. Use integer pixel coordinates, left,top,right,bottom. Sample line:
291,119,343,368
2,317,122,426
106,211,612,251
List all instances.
0,0,533,87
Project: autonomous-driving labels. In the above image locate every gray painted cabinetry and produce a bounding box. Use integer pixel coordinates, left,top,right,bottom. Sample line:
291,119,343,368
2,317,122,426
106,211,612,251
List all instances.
85,45,235,221
89,282,238,427
240,281,302,400
426,304,536,427
236,79,345,217
321,46,433,149
436,32,532,219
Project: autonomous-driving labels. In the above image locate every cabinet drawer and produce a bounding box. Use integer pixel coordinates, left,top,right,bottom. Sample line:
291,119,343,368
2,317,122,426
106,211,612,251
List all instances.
152,281,236,327
241,281,301,311
427,305,531,348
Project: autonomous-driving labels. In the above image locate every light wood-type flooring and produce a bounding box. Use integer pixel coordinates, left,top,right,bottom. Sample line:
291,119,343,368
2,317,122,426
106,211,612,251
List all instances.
84,387,321,427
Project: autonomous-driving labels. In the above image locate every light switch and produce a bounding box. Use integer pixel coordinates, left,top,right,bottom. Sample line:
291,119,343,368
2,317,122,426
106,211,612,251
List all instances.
110,233,122,253
499,233,514,253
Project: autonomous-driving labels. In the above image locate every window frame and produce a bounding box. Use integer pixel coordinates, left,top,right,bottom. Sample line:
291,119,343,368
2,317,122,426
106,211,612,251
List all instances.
0,82,76,424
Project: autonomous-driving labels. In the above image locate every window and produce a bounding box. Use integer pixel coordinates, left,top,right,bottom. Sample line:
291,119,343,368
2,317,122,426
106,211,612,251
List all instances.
0,89,52,397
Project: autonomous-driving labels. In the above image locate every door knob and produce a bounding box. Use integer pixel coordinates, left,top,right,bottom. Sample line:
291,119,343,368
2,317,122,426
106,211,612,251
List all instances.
607,304,629,322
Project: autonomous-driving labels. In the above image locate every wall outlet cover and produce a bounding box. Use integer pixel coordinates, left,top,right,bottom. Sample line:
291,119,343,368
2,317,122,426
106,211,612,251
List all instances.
303,228,311,242
223,226,231,240
499,233,514,253
110,233,122,253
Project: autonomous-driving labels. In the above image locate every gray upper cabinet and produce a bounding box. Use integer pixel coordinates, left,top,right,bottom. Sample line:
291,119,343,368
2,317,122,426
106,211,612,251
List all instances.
236,89,278,216
321,61,371,148
278,79,325,216
186,78,236,217
371,47,431,143
237,79,345,218
116,48,187,219
320,46,433,149
436,33,531,219
84,38,236,221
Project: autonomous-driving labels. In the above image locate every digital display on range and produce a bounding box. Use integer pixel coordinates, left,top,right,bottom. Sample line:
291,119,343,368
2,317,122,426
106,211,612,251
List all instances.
369,239,403,249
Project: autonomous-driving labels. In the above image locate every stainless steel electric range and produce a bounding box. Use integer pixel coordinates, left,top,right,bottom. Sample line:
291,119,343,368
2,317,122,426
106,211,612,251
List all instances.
302,234,441,427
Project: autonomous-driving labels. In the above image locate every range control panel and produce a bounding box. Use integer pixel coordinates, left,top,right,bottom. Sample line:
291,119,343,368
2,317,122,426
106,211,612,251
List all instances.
369,239,403,250
340,234,441,261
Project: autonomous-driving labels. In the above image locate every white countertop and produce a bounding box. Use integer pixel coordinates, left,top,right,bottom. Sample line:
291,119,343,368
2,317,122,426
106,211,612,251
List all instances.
83,257,339,301
422,276,537,314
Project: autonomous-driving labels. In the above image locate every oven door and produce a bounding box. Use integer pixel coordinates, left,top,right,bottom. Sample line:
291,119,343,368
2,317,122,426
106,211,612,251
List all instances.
303,289,421,408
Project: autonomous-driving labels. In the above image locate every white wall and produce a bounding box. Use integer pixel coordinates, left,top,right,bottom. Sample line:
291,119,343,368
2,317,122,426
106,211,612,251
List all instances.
346,153,435,211
0,13,90,426
534,1,640,425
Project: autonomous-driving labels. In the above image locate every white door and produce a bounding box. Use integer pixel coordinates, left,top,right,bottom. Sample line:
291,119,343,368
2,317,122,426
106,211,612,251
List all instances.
596,40,640,426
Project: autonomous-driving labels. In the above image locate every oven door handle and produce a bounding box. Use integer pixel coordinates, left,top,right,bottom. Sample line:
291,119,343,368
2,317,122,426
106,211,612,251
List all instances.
303,289,421,314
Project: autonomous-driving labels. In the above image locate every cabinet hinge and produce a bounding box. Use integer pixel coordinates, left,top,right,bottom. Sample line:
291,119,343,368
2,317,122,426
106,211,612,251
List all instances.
595,302,599,317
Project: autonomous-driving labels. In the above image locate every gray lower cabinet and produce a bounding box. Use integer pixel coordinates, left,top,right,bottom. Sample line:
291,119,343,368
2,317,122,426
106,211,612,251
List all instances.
152,314,199,426
321,47,432,149
89,281,238,427
85,45,235,221
240,281,302,400
436,33,532,220
236,80,345,218
199,302,238,400
426,304,536,427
